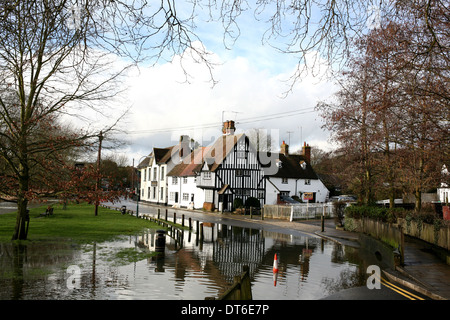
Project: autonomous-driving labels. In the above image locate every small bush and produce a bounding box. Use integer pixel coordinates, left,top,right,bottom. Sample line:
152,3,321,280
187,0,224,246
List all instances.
333,201,346,227
234,198,243,209
344,205,407,223
245,197,260,208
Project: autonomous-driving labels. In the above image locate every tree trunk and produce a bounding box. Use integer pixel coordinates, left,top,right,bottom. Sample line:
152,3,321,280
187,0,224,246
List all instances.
12,183,29,241
415,187,422,212
12,135,30,241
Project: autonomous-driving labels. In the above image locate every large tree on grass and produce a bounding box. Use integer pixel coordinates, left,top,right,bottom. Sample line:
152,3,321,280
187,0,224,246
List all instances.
2,1,447,240
0,0,211,240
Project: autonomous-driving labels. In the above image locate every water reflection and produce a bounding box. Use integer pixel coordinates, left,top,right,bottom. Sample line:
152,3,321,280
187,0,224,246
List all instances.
0,222,369,300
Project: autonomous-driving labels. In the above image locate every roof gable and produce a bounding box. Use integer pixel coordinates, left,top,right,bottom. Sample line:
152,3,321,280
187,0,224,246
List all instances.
267,153,318,180
201,134,245,172
167,147,210,177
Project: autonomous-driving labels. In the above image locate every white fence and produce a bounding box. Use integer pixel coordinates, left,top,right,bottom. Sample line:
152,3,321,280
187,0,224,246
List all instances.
290,203,334,221
263,203,335,221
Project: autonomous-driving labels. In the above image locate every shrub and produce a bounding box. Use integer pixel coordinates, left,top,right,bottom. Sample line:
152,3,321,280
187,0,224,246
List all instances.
245,197,260,208
344,205,407,223
333,201,346,227
234,198,243,209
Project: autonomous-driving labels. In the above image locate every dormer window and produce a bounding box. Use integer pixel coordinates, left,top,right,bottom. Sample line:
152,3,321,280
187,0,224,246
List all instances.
300,161,307,170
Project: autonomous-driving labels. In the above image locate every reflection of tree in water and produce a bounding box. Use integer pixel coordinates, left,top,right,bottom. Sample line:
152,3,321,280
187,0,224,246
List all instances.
322,242,367,295
322,268,367,296
0,242,79,299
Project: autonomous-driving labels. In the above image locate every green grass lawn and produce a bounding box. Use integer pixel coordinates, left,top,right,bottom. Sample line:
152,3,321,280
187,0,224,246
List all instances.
0,202,162,243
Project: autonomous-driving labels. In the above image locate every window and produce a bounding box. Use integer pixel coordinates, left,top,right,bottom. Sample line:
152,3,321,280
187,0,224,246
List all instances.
153,167,157,180
237,151,247,159
203,171,211,180
169,192,175,201
205,190,213,202
236,169,243,177
160,167,165,180
160,187,164,200
172,177,178,185
282,178,288,184
258,191,264,199
183,177,188,184
143,169,146,181
244,170,250,176
183,193,189,201
305,179,311,185
148,187,150,199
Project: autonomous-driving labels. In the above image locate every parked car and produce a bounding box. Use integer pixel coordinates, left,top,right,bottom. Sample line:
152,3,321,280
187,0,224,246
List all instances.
330,195,357,203
278,195,301,205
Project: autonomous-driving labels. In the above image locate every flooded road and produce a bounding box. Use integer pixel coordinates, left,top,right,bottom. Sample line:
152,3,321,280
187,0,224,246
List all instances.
0,201,371,300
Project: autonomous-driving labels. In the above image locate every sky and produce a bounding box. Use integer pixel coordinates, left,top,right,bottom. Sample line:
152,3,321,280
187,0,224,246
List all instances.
95,4,340,165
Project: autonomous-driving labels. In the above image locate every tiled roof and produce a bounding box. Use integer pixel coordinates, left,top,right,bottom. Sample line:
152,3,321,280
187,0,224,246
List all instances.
137,154,152,169
154,147,174,164
266,153,318,180
167,147,210,177
202,134,245,172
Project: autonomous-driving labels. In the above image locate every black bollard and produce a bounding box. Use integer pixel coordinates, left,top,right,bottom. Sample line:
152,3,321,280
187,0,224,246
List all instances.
155,230,166,255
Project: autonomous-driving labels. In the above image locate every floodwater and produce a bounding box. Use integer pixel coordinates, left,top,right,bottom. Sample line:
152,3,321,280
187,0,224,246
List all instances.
0,220,370,300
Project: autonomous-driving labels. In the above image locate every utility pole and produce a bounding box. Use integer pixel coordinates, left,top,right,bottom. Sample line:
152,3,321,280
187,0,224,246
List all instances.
94,131,103,216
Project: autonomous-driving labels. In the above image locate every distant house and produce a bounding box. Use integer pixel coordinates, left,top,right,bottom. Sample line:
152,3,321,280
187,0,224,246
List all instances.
265,141,329,204
196,121,266,211
438,164,449,204
138,121,329,212
167,146,209,209
138,136,191,205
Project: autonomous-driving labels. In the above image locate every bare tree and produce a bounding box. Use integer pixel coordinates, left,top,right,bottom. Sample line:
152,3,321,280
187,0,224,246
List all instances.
2,1,448,240
0,0,214,240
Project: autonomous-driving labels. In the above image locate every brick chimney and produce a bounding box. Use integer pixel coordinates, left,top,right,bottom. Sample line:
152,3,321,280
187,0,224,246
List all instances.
222,120,236,135
179,135,191,158
302,142,311,163
280,140,289,156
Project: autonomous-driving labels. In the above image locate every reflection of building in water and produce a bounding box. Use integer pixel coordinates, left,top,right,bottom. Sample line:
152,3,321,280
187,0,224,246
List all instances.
136,224,320,294
299,238,312,281
213,226,265,283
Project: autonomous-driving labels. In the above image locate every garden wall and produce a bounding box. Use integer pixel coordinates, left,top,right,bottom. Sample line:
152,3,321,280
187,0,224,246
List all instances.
398,218,450,251
345,217,404,265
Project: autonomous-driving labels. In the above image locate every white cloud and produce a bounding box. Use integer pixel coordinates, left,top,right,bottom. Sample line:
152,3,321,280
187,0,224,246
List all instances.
106,41,337,164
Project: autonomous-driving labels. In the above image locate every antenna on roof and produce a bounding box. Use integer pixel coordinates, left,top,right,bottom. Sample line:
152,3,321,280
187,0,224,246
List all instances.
287,131,294,145
222,110,242,123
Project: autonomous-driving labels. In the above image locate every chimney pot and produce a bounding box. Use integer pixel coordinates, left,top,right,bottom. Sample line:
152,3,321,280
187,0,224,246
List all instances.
302,142,311,163
280,141,289,156
222,120,235,135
